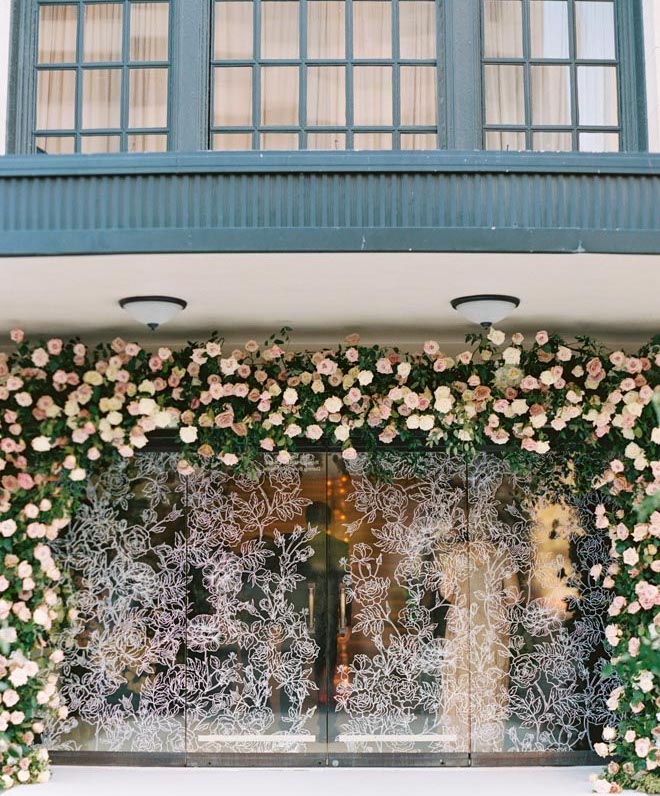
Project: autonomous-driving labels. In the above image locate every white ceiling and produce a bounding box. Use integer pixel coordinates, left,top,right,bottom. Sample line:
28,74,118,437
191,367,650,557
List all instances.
1,251,658,350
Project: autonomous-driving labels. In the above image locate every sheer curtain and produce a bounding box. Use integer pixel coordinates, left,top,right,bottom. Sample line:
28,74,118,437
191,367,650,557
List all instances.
36,6,77,131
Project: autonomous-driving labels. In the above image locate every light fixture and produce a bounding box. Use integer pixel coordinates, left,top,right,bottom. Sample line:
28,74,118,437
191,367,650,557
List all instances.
450,294,520,328
119,296,187,331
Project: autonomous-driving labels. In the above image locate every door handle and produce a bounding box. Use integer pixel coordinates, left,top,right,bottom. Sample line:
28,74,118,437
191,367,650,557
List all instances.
307,583,316,633
339,582,348,636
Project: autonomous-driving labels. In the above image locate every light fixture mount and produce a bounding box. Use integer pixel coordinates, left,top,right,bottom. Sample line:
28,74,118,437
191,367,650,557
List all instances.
119,295,187,331
450,294,520,329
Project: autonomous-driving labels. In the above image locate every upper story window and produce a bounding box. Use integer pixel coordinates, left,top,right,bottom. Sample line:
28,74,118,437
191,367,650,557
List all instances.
34,0,171,154
210,0,440,151
482,0,620,151
10,0,646,154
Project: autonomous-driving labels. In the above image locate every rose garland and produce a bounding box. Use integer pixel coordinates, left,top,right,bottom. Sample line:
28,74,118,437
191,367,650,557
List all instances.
0,327,657,791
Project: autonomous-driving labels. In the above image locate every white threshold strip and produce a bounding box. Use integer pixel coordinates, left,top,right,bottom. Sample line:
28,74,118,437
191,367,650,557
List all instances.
336,734,456,743
198,735,316,744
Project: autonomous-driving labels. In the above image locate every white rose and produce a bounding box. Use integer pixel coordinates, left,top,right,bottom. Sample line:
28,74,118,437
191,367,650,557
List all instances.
511,399,528,415
334,425,350,442
69,468,87,482
31,436,52,452
138,397,157,416
9,668,28,687
324,396,343,414
602,727,617,741
502,347,520,365
419,415,434,431
283,388,298,405
0,520,17,538
487,328,505,346
594,743,610,758
357,371,373,386
397,363,411,380
285,424,302,438
179,426,198,444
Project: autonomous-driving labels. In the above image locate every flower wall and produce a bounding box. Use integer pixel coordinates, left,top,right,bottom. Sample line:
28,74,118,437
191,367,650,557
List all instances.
0,327,657,792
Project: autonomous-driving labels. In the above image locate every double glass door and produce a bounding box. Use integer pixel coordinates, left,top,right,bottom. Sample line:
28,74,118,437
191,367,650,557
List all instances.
47,451,611,766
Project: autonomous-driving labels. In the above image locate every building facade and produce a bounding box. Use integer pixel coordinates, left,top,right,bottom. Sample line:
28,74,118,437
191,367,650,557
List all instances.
0,0,659,773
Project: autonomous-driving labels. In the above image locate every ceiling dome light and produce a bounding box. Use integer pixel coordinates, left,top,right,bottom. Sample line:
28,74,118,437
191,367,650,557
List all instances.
119,296,187,331
450,294,520,328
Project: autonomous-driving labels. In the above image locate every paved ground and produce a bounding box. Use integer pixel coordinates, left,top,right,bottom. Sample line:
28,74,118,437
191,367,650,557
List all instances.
16,765,612,795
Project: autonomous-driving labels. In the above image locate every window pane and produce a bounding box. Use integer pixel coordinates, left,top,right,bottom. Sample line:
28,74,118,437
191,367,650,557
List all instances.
130,3,170,62
261,1,299,59
306,132,346,150
128,134,169,152
532,131,573,150
129,68,169,128
82,69,122,128
308,1,345,59
307,67,345,126
576,1,615,60
214,2,253,59
399,2,435,59
482,0,523,58
213,132,254,150
80,135,121,153
38,5,78,64
214,67,253,126
36,70,76,129
484,130,526,150
531,65,571,124
529,1,569,59
400,66,436,125
484,64,524,124
400,132,438,150
577,66,618,125
353,66,392,125
261,67,299,125
353,2,391,59
579,131,619,151
260,132,299,149
35,135,75,154
353,132,392,149
83,3,123,62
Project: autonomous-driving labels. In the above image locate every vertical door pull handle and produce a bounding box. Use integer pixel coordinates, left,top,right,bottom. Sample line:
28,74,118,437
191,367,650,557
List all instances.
308,583,316,633
339,582,347,635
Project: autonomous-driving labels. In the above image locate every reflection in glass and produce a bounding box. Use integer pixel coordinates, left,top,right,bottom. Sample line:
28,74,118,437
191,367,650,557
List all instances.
38,5,78,64
482,0,523,58
577,66,618,126
83,3,123,62
529,0,569,59
531,65,571,125
214,1,253,59
484,64,524,124
575,1,616,60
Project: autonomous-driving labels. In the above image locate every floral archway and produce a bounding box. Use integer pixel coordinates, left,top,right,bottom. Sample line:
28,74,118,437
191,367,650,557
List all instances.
0,327,657,793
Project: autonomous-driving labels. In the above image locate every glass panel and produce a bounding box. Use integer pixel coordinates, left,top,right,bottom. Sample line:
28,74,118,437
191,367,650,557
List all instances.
214,67,253,126
80,134,121,153
579,131,619,151
577,66,618,125
484,65,524,124
353,1,391,59
185,455,326,760
352,133,392,149
44,454,187,753
467,455,611,754
83,3,123,62
38,5,78,64
260,132,299,148
482,0,523,58
400,66,436,125
532,131,573,150
82,69,122,129
353,67,392,125
529,1,569,59
307,132,346,149
130,2,170,62
307,67,346,126
261,67,299,125
35,135,76,154
127,133,169,152
484,130,526,150
328,454,470,759
399,2,435,59
400,132,438,149
575,1,616,60
36,69,76,129
213,132,254,150
214,1,253,59
531,65,571,125
129,67,169,128
261,1,299,59
308,1,345,59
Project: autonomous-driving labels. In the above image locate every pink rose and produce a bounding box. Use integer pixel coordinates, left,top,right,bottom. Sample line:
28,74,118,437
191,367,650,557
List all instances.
31,348,49,367
376,358,393,374
10,329,24,344
46,338,63,355
535,331,549,346
148,355,163,372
